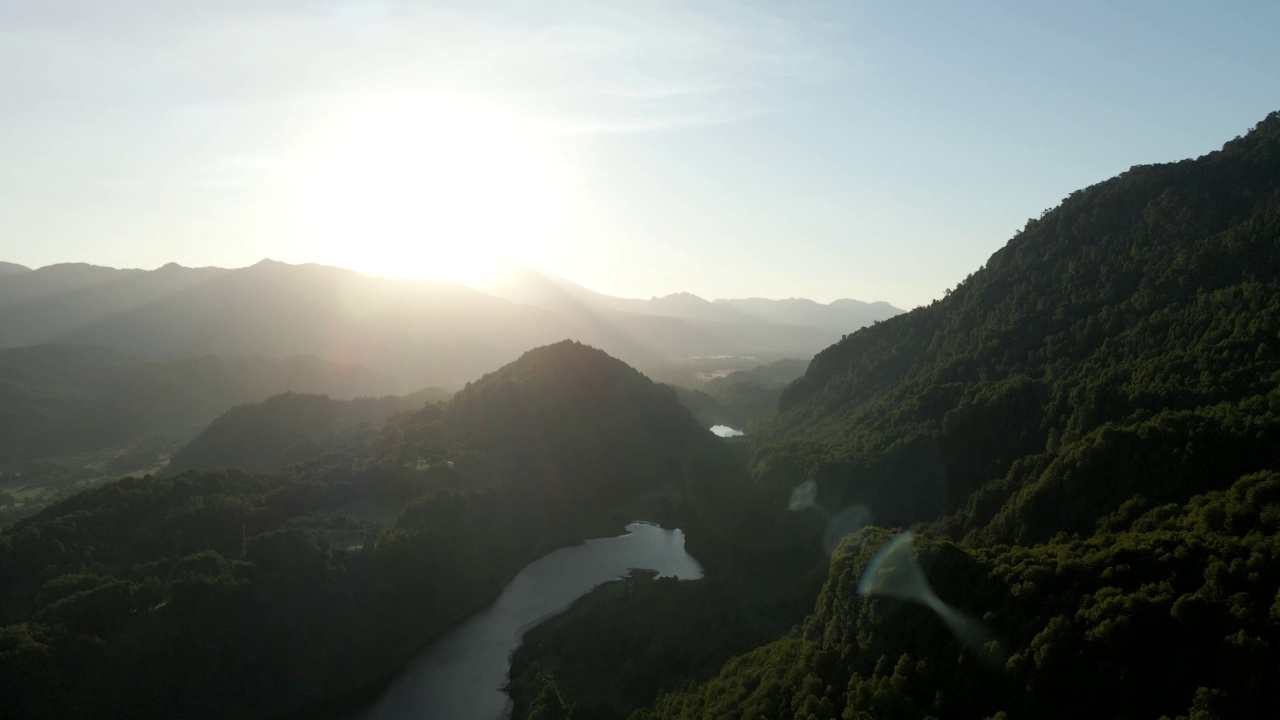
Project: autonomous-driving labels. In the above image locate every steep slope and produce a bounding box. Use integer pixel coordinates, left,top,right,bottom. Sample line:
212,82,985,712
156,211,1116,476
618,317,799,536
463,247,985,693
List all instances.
750,110,1280,541
635,476,1280,719
622,111,1280,720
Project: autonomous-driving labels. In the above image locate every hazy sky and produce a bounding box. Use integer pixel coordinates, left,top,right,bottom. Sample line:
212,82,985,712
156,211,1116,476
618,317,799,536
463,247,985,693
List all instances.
3,1,1277,308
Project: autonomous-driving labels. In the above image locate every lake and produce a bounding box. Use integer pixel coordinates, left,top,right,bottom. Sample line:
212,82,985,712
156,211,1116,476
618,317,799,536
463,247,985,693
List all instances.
710,425,744,437
360,522,704,720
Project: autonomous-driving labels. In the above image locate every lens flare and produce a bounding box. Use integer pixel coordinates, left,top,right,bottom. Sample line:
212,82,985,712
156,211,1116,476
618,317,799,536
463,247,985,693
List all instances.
858,531,1006,666
787,480,874,555
789,480,818,511
823,505,873,555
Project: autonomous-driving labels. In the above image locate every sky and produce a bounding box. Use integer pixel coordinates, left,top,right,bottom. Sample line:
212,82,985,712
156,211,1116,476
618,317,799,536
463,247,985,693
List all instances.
2,1,1278,309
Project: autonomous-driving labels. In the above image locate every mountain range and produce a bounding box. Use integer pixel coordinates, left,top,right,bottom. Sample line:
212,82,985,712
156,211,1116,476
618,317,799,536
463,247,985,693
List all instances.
6,105,1279,720
0,260,901,390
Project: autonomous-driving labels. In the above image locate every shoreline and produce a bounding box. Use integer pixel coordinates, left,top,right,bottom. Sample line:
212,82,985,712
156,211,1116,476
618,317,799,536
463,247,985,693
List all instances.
277,512,636,719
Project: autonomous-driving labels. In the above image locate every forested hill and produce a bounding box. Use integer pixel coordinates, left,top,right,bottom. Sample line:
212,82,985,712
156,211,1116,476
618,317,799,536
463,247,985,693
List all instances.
0,340,741,719
382,340,732,506
623,113,1280,720
751,110,1280,540
163,389,448,475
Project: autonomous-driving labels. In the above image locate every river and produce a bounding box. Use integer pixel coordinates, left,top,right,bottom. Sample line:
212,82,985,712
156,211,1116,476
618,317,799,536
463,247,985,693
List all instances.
360,522,704,720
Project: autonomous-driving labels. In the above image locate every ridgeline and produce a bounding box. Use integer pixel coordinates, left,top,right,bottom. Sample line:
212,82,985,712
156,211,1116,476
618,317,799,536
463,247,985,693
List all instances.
627,111,1280,720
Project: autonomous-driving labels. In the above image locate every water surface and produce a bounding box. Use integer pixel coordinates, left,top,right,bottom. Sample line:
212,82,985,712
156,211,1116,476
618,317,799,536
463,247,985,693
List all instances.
361,522,702,720
710,425,744,437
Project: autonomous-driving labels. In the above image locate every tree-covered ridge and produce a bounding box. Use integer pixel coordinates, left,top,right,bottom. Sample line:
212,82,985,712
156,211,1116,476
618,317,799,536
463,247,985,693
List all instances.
633,470,1280,720
0,340,740,719
669,381,782,433
374,341,731,505
611,111,1280,720
751,111,1280,540
164,388,447,475
667,358,810,432
703,358,809,395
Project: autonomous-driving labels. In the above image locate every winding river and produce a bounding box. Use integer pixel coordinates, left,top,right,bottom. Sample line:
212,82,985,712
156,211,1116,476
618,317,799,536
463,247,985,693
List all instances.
360,522,704,720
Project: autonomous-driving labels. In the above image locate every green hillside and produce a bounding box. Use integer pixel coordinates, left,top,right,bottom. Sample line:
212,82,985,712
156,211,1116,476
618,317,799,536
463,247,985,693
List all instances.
668,358,810,431
635,478,1280,719
533,112,1280,720
164,389,448,475
704,358,809,395
753,111,1280,542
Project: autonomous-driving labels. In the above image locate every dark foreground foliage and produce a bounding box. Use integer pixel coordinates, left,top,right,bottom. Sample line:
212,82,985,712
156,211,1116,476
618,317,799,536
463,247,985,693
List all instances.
0,342,742,719
523,114,1280,720
634,472,1280,719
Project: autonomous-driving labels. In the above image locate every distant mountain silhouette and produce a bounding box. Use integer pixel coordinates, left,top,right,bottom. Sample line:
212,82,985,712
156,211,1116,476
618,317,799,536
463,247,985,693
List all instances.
0,344,396,461
0,262,230,348
479,262,903,360
0,261,559,389
712,296,897,330
0,259,901,388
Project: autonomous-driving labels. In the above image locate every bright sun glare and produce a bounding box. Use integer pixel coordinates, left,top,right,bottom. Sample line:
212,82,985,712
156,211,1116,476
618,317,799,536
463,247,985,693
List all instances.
291,96,570,283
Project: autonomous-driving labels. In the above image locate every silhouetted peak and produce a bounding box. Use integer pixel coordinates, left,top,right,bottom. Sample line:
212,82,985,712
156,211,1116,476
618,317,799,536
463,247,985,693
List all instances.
1218,109,1280,157
514,339,621,369
458,340,643,401
31,262,134,280
649,292,712,309
0,261,31,276
830,298,905,313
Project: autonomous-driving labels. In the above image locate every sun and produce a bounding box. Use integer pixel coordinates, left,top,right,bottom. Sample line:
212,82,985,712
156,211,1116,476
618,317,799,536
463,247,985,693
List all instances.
289,95,570,283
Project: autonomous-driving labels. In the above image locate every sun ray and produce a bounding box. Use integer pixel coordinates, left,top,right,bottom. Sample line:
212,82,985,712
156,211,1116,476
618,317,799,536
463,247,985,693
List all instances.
288,95,571,283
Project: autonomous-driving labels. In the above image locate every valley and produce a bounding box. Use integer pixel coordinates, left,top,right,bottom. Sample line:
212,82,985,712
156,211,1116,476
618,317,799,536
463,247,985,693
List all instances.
1,60,1279,720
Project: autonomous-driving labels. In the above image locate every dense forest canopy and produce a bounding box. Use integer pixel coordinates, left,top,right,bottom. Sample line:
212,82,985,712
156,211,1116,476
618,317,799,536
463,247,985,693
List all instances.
750,111,1280,540
667,358,810,432
0,341,746,718
4,104,1280,720
618,111,1280,720
163,389,448,475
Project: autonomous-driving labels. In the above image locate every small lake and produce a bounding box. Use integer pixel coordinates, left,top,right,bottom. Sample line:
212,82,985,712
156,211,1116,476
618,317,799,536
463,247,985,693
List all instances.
360,522,703,720
710,425,744,437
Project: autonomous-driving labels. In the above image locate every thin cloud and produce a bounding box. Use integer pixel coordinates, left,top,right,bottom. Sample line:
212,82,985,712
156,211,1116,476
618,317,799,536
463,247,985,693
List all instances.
3,1,853,136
